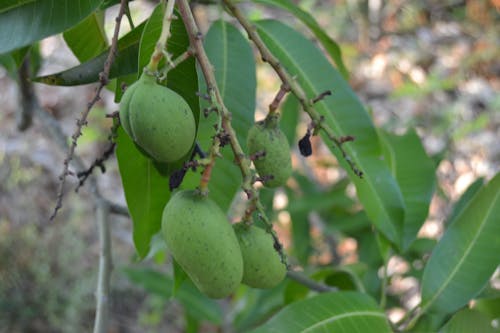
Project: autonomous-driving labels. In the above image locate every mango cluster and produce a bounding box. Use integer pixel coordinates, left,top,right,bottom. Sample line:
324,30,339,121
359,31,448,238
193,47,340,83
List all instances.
162,190,286,298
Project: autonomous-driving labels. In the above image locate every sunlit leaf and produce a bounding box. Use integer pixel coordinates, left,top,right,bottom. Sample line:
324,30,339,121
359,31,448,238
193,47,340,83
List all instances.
420,172,500,314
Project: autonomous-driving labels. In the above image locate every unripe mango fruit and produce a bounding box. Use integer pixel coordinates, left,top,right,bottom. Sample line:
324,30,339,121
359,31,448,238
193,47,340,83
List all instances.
119,73,196,163
247,114,292,188
233,223,287,289
161,190,243,298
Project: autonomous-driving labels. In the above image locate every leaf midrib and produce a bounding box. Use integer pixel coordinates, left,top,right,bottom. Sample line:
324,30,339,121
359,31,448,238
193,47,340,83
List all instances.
422,183,500,311
302,311,387,332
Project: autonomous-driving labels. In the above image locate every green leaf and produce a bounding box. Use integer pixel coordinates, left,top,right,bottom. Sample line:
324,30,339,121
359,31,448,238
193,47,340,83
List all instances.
34,20,146,85
255,20,405,246
123,267,223,324
115,127,170,258
474,296,500,321
250,291,392,333
0,0,102,54
253,0,349,79
448,177,484,225
420,172,500,314
194,20,256,210
63,11,107,62
379,129,436,250
280,94,300,145
440,309,497,333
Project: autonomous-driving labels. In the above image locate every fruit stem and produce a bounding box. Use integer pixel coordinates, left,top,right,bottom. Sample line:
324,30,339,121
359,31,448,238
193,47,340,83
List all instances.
146,0,176,73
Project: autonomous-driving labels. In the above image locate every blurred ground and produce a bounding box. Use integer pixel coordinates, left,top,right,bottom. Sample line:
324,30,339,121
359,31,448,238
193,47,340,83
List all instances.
0,0,499,331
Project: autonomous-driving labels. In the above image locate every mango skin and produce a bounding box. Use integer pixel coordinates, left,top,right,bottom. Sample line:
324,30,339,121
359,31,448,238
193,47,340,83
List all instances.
119,73,196,163
247,116,292,188
233,223,287,289
162,190,243,298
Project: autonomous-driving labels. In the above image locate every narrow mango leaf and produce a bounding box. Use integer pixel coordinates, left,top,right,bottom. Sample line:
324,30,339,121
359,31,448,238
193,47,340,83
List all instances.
255,20,405,246
63,11,107,62
123,267,223,324
35,20,146,85
448,177,484,225
250,291,392,333
421,172,500,314
0,0,36,13
193,20,256,211
253,0,348,79
440,309,496,333
115,128,170,258
0,0,102,54
379,129,436,250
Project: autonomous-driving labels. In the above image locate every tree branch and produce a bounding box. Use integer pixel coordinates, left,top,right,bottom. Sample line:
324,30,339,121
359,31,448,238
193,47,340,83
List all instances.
51,0,128,220
93,200,112,333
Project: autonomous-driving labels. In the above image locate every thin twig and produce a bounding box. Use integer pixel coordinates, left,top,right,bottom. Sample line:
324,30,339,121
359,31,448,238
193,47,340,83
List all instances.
76,143,116,191
51,0,127,221
286,270,337,293
222,0,363,178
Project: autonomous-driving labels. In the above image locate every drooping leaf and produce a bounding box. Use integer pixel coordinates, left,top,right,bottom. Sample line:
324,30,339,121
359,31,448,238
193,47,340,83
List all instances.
253,0,349,79
193,20,256,211
250,291,392,333
255,20,405,246
34,20,146,85
0,0,102,54
115,127,170,258
440,309,496,333
123,267,223,324
63,11,107,62
420,172,500,314
379,129,436,250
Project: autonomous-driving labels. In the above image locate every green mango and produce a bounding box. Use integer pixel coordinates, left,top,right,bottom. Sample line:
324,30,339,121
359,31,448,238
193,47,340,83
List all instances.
233,223,287,289
247,114,292,188
162,190,243,298
119,73,196,163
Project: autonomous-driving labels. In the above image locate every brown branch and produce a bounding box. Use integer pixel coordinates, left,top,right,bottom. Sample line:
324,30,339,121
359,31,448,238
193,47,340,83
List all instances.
268,84,290,114
222,0,363,178
51,0,128,221
76,143,116,191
